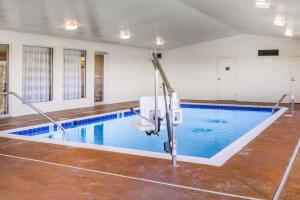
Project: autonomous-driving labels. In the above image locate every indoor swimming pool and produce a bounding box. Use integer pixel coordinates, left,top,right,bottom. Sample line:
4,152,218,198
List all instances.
7,104,285,165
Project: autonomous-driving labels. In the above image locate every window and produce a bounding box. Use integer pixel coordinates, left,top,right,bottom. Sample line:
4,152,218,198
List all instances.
22,46,53,103
63,49,86,100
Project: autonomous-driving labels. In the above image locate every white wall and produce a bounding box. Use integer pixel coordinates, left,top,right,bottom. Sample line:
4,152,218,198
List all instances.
2,31,300,117
162,34,300,103
0,30,154,117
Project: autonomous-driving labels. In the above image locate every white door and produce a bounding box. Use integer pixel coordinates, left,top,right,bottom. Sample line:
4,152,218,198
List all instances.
290,57,300,103
216,58,238,100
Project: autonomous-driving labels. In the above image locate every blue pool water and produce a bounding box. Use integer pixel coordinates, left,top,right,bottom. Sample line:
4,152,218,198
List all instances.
17,105,272,158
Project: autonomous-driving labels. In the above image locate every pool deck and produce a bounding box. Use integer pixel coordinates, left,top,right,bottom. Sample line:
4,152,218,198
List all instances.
0,100,299,200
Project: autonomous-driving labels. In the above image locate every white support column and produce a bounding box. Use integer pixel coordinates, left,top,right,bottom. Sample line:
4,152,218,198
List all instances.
154,66,159,132
171,123,177,167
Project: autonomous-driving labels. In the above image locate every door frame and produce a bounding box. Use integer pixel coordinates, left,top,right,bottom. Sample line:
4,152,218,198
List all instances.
94,51,108,105
0,43,10,118
290,56,300,103
216,57,238,101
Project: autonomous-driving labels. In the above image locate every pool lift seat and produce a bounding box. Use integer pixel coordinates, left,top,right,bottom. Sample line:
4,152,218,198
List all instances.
129,107,163,136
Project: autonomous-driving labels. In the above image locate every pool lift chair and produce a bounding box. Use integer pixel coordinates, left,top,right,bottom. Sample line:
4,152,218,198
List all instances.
130,50,182,167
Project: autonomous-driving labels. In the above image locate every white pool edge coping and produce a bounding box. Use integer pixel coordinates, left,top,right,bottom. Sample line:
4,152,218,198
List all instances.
0,104,288,167
210,106,288,166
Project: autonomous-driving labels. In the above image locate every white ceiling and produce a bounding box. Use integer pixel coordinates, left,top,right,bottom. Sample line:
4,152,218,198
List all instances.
0,0,298,49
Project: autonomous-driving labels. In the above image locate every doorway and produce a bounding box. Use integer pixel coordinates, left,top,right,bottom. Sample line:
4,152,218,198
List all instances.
94,53,104,103
290,57,300,103
0,44,9,116
216,58,238,100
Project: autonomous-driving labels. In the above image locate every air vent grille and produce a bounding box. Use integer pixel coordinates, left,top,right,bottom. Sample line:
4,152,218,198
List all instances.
258,49,279,56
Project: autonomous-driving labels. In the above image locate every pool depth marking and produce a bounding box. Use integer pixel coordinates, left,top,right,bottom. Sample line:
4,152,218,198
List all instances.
0,153,265,200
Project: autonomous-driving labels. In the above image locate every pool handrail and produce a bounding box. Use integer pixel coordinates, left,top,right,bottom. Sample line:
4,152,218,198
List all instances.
272,94,295,114
0,91,66,135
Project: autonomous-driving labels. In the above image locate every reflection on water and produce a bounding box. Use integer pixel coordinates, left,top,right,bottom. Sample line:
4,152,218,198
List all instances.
56,124,104,145
66,128,87,143
94,124,104,145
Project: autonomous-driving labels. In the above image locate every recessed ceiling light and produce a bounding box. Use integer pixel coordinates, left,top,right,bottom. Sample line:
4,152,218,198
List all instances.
285,29,293,37
65,21,78,31
255,0,271,9
156,36,165,46
274,16,285,26
120,30,130,39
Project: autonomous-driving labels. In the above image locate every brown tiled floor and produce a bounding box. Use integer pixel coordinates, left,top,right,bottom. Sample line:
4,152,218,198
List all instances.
280,154,300,200
0,101,299,200
0,101,139,131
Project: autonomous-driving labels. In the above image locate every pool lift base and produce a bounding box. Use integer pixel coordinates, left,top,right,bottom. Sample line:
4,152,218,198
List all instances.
131,50,182,167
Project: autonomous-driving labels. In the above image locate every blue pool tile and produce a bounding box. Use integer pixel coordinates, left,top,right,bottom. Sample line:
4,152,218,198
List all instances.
180,103,272,112
10,125,50,136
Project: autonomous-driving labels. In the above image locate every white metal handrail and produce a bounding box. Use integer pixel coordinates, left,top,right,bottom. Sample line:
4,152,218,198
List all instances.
272,94,295,114
0,92,66,135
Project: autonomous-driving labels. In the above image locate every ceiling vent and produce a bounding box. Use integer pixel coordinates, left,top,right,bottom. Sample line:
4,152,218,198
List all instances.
258,49,279,56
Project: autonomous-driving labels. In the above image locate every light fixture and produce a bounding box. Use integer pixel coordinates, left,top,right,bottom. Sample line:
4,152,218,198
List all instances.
285,29,293,37
156,36,165,46
65,21,78,31
274,16,285,26
255,0,271,9
120,30,131,39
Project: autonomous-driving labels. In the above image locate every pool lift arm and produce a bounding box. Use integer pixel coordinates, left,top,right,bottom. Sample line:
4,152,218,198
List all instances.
130,50,182,167
151,50,182,167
